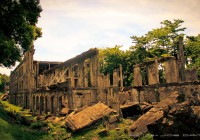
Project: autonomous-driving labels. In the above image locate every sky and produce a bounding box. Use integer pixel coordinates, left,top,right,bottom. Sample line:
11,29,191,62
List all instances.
1,0,200,75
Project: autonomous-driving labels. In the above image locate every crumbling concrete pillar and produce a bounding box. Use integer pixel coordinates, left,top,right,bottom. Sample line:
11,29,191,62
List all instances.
113,69,119,86
79,63,84,87
132,88,139,103
119,64,123,87
148,59,159,85
105,74,110,87
164,58,179,83
90,55,98,87
69,66,74,87
178,36,186,81
133,65,142,86
185,69,198,81
84,62,89,87
98,74,105,89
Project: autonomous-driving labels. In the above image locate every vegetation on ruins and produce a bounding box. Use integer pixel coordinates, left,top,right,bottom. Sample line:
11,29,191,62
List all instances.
0,74,9,93
0,99,153,140
185,35,200,76
0,0,42,67
100,19,200,86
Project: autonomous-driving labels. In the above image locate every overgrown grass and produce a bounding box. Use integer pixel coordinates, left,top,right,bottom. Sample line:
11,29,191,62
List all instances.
0,117,50,140
0,100,153,140
68,119,134,140
0,103,49,140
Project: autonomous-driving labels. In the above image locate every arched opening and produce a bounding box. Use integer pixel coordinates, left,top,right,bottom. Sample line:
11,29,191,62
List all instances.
25,95,28,108
45,96,48,114
40,96,44,113
33,96,35,111
36,96,39,111
58,96,63,112
51,96,54,114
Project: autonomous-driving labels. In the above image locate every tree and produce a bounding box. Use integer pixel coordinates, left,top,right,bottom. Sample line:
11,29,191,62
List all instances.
99,46,134,86
0,74,9,93
185,35,200,77
0,0,42,67
130,19,186,60
99,46,126,74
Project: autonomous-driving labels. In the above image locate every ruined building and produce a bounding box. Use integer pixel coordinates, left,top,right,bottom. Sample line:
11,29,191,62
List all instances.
9,38,200,115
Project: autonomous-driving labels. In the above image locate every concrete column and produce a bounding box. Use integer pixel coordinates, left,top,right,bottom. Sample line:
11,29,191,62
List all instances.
132,89,139,103
178,36,185,81
105,74,110,87
84,62,88,87
79,63,84,87
164,58,179,83
148,59,159,85
90,55,98,87
69,65,74,87
113,69,119,86
119,64,123,87
133,65,142,86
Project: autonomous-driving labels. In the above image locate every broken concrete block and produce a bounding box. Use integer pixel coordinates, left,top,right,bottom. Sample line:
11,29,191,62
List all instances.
65,103,117,131
59,108,69,115
129,91,180,138
130,91,200,138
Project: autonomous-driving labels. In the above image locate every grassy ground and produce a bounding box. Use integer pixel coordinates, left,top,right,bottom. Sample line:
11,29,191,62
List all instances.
0,99,153,140
0,102,50,140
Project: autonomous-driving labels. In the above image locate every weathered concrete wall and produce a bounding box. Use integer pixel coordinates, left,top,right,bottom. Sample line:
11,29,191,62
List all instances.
148,59,159,85
164,58,179,83
133,65,142,86
9,46,35,109
185,69,198,82
132,82,200,103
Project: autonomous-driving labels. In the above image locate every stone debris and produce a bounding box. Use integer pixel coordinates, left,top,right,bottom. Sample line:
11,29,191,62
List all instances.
65,103,117,131
1,92,9,101
59,108,69,115
129,91,200,138
140,102,154,113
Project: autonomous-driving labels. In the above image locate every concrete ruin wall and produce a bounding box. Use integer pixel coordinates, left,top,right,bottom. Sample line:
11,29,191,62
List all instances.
132,54,200,104
9,46,35,108
164,58,179,83
131,82,200,103
147,59,159,85
185,68,198,81
8,39,200,115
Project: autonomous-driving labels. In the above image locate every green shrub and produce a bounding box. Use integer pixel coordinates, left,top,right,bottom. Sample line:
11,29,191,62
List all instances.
31,121,47,129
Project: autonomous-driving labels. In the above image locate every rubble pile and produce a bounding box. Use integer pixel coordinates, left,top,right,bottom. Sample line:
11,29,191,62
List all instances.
129,91,200,138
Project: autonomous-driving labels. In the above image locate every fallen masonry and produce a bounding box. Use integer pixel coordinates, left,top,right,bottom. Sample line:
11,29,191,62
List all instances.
129,91,200,138
65,103,117,131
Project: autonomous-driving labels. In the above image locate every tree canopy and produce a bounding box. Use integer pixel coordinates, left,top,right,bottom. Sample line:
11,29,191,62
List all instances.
0,0,42,67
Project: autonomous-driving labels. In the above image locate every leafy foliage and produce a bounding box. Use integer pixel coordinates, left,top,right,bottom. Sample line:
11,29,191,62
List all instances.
99,45,127,74
0,0,42,67
130,19,186,59
185,35,200,77
0,74,9,93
